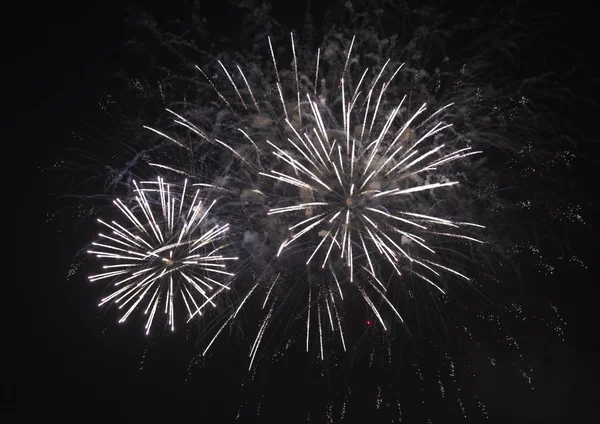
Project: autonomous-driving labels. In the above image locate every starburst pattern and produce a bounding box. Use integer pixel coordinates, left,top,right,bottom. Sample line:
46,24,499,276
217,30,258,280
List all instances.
260,36,485,290
157,35,488,356
54,5,584,423
88,177,237,334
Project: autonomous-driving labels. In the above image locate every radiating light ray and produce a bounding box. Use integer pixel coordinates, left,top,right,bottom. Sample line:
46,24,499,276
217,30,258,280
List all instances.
317,302,324,360
249,305,273,370
331,291,346,351
201,282,258,355
306,285,312,352
142,125,187,149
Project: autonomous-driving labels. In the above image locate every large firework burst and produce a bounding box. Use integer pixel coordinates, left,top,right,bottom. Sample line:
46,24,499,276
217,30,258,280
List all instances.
88,177,237,334
54,3,585,422
144,34,489,357
260,36,484,287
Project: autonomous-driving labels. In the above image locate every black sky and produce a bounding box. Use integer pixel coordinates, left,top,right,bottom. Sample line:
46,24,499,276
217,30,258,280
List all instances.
8,1,599,422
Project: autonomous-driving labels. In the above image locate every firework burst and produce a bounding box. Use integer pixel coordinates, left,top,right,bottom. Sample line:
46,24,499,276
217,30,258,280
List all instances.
57,5,584,421
76,5,578,368
88,177,237,334
260,36,485,288
152,35,489,357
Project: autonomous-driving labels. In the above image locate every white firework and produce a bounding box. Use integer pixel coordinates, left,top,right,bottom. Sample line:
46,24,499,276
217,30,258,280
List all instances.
144,35,489,359
226,37,483,327
88,177,237,335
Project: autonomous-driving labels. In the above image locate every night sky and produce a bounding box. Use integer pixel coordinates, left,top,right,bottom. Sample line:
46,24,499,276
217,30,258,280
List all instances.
9,1,599,422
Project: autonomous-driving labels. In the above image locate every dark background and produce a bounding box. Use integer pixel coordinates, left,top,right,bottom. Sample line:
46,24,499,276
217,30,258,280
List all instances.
8,0,598,422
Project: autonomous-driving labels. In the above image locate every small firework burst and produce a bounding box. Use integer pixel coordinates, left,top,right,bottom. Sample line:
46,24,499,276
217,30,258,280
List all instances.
88,177,237,334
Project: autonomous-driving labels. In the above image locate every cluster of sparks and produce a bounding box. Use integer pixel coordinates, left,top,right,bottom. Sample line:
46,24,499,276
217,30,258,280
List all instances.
261,40,486,292
72,15,582,424
182,35,485,356
88,177,237,334
92,35,488,361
